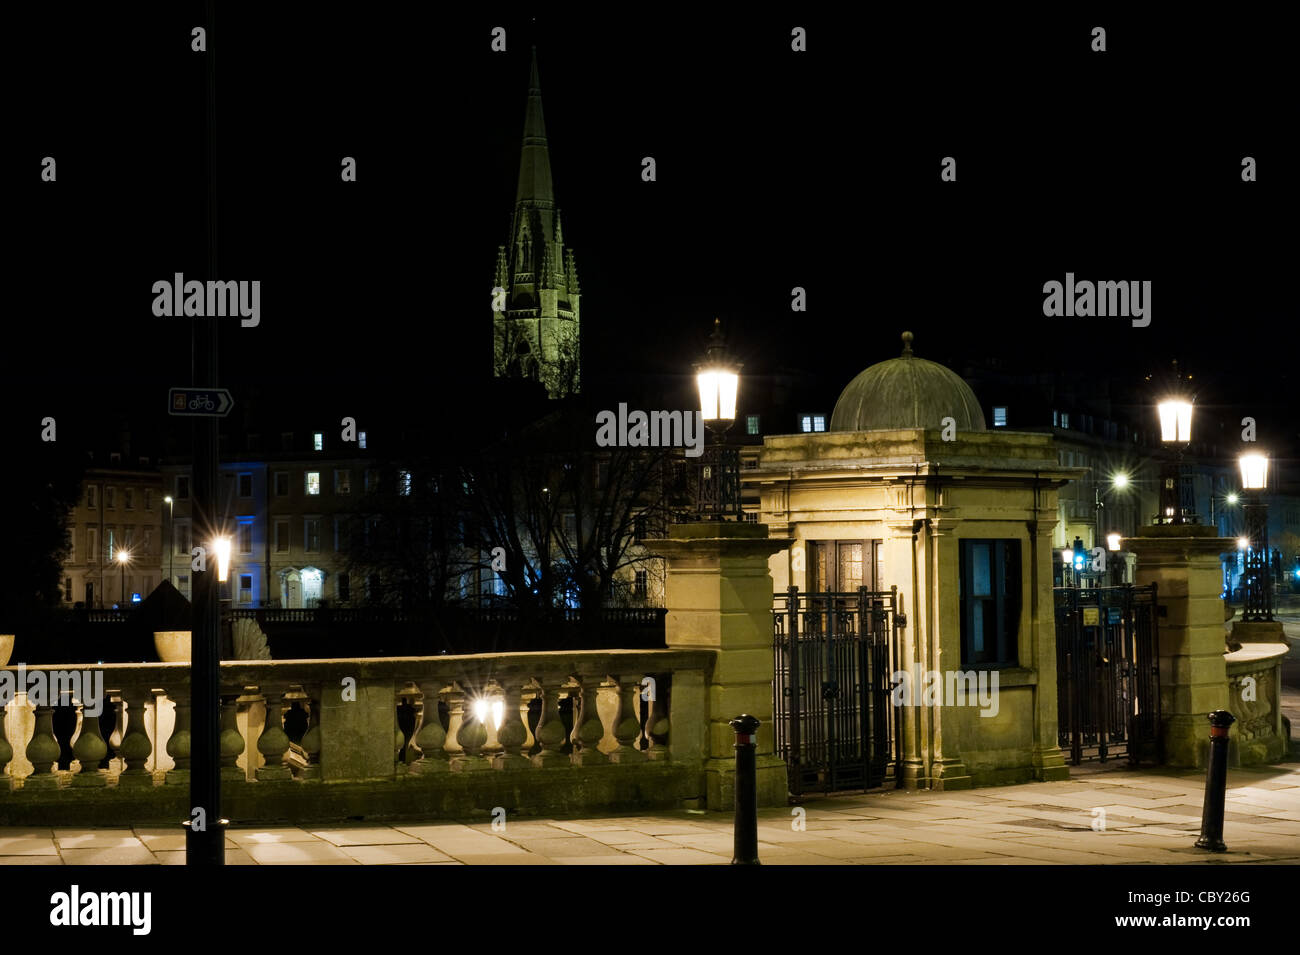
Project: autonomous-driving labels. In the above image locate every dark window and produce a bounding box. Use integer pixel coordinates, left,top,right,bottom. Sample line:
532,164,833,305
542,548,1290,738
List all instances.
808,540,881,592
959,539,1021,667
338,572,350,602
634,514,648,542
176,476,190,500
238,473,253,498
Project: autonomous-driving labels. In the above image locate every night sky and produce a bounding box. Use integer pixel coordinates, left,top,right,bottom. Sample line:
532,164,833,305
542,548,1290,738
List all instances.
7,7,1296,473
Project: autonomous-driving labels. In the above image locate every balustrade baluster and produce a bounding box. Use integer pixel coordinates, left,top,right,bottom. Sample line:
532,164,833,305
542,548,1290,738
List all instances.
256,685,293,781
480,679,505,761
520,678,541,753
645,682,670,761
410,680,449,775
572,676,609,766
165,693,191,785
25,703,62,789
116,688,154,787
299,688,322,780
608,676,648,763
219,695,246,781
72,694,110,786
494,680,530,770
532,680,569,768
0,698,11,788
453,692,491,773
442,683,466,759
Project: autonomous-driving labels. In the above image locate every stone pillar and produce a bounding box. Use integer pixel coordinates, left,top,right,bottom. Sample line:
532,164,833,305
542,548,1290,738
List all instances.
649,522,791,811
1028,508,1070,781
1126,525,1234,768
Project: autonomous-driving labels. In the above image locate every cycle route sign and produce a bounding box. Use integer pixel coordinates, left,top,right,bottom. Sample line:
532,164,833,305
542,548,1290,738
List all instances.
168,387,233,417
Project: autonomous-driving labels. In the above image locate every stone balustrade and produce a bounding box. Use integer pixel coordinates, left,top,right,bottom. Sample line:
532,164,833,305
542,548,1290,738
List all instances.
0,649,711,826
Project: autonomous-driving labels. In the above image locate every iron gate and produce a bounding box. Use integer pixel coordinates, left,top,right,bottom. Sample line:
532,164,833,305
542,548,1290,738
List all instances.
773,586,901,796
1055,583,1162,765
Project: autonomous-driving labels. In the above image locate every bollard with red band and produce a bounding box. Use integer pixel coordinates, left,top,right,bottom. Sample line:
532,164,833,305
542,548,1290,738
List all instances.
730,714,761,865
1194,710,1236,852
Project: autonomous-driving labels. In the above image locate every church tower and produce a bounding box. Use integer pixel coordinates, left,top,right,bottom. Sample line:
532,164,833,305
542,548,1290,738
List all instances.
493,48,581,397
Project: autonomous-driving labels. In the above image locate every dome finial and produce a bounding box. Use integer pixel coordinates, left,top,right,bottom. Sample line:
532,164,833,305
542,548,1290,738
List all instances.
901,330,914,357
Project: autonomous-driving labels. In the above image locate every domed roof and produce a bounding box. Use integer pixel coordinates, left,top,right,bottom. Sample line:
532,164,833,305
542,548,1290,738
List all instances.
830,331,986,432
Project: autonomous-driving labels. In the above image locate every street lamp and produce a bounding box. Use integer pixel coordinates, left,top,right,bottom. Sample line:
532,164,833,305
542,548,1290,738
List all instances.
1093,471,1131,549
1238,452,1272,621
116,548,129,607
1157,397,1194,524
211,536,232,584
693,318,743,520
164,495,174,586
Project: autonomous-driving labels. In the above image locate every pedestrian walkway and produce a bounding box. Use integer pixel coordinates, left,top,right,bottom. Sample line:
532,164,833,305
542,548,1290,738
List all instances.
3,758,1298,864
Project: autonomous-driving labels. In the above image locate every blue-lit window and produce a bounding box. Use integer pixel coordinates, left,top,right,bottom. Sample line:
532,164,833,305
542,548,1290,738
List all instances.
813,415,826,432
959,539,1020,667
993,407,1007,427
313,432,323,451
1061,413,1070,429
746,415,760,435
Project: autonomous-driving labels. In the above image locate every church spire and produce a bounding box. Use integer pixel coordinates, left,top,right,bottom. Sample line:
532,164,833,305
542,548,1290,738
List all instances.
515,46,554,208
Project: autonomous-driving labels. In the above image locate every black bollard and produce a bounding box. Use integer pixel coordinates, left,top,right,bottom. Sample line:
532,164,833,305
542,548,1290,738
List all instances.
730,714,761,865
1194,710,1236,852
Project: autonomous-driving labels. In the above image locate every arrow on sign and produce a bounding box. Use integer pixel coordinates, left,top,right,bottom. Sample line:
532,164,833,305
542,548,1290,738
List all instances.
168,388,234,417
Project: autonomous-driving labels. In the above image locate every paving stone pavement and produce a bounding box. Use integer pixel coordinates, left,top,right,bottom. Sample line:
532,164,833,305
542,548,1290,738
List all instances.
4,760,1298,864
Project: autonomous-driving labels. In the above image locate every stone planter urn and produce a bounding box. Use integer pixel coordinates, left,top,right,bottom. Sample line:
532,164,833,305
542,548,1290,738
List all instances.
154,631,192,663
0,634,14,667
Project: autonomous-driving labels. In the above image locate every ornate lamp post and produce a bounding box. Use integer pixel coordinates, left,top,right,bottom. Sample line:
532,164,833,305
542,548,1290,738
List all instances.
693,318,742,520
1157,397,1194,524
1238,452,1272,621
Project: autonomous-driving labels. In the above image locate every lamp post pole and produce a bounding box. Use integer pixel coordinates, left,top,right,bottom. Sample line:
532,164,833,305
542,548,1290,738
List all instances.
165,496,174,585
187,0,225,866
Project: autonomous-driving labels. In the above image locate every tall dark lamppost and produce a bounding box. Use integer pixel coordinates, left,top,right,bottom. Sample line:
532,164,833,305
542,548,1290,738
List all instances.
164,495,174,585
1238,452,1272,621
1157,397,1194,524
694,318,742,521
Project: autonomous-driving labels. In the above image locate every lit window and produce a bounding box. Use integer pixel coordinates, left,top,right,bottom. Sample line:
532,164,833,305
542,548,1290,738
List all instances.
359,431,367,449
1052,410,1059,427
399,470,412,496
306,472,321,495
746,415,760,435
800,416,812,433
1061,413,1070,429
313,432,323,451
993,407,1007,427
813,415,826,432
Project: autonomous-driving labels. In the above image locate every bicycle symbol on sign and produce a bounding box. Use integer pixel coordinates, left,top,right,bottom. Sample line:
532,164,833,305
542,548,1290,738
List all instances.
189,395,215,411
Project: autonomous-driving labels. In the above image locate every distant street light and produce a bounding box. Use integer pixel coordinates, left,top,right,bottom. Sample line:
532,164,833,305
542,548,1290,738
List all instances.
1107,533,1122,552
1238,452,1272,621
